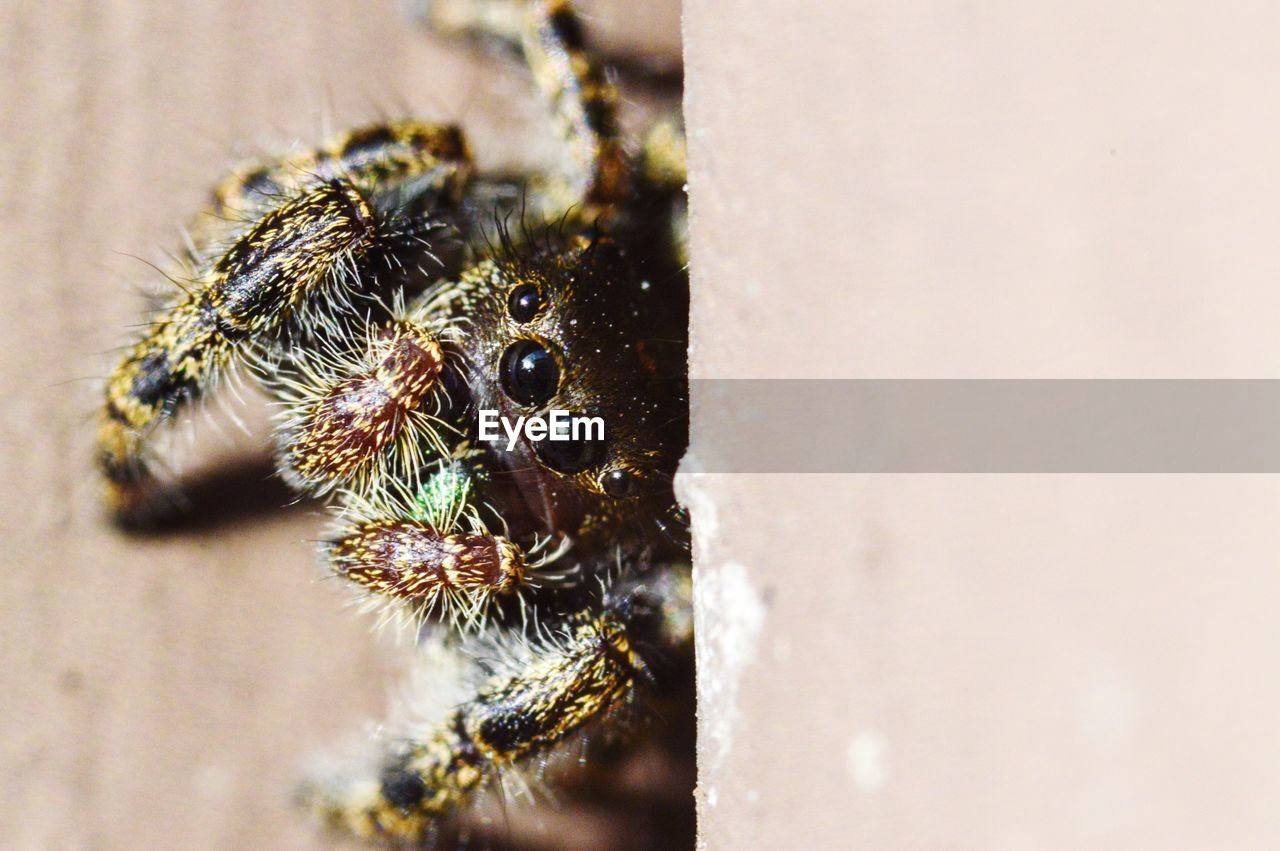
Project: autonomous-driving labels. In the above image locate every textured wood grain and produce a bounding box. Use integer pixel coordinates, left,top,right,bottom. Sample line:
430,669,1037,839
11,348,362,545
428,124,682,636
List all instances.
0,1,679,847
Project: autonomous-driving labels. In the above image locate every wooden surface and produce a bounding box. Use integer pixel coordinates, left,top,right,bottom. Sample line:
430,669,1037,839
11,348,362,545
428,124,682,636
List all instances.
0,1,680,847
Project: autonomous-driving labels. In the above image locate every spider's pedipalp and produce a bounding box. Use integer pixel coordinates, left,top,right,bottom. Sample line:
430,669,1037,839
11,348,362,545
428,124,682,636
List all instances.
332,523,525,602
325,463,536,632
273,317,458,495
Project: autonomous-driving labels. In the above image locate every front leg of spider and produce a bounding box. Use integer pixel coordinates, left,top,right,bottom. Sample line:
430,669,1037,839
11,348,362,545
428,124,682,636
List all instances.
97,181,378,519
99,119,473,523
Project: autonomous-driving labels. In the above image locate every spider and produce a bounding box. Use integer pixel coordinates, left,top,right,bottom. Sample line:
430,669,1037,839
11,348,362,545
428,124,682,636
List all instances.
94,0,690,844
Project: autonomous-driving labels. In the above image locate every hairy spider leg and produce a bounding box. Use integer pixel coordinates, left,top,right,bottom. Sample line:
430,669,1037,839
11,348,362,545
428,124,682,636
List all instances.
98,182,378,520
237,121,482,496
424,0,629,216
198,121,472,249
304,561,692,843
98,121,474,522
636,113,690,269
637,115,687,197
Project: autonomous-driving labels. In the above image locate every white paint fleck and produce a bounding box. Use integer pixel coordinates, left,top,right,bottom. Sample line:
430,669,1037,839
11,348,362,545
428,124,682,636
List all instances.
674,461,718,541
694,559,766,806
677,466,766,819
847,729,890,793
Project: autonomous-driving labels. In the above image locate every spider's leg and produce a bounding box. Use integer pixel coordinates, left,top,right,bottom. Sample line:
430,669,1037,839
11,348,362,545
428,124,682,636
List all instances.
99,121,474,523
98,181,378,520
196,120,472,251
637,114,689,268
304,561,692,843
237,120,480,496
638,114,686,197
423,0,628,215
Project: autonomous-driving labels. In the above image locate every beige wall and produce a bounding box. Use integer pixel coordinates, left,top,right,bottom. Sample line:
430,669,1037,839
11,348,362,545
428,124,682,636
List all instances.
684,1,1280,847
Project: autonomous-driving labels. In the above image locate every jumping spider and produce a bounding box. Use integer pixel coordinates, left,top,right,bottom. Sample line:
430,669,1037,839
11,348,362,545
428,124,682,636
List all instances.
95,0,689,844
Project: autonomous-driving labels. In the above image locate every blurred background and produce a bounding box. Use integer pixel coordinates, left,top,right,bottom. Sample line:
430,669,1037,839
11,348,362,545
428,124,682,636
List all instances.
0,1,680,847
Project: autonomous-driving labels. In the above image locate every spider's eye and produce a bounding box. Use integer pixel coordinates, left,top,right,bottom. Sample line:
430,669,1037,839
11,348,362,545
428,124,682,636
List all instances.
535,424,603,473
601,469,639,499
500,340,559,405
507,284,542,323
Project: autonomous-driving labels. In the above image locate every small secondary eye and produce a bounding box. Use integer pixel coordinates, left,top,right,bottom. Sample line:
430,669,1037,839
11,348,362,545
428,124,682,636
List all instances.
601,469,638,499
535,428,603,473
507,285,542,323
500,340,559,406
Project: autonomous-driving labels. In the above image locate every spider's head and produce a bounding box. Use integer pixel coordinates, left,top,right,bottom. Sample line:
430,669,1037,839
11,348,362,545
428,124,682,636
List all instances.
453,233,687,542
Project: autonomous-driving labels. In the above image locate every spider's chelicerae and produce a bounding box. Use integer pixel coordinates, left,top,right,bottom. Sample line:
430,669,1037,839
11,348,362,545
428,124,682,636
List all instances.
95,0,689,843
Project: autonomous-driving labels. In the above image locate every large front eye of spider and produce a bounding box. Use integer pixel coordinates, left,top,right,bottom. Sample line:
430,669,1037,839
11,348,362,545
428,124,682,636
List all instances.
500,340,559,406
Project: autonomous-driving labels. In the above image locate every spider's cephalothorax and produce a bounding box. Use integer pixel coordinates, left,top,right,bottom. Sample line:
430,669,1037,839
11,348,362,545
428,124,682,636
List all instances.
95,0,689,844
446,232,688,544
